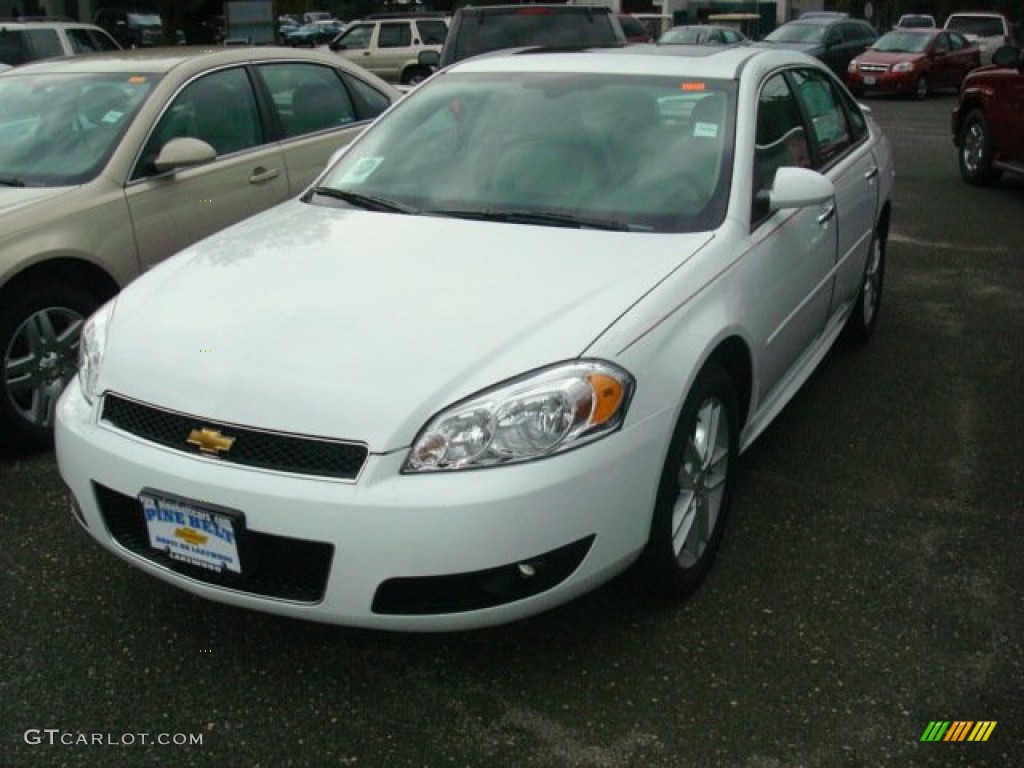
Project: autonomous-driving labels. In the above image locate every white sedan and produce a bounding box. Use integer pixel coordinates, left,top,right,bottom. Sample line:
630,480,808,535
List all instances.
57,45,894,631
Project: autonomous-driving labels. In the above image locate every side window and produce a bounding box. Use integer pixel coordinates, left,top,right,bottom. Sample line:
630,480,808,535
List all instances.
825,25,843,45
790,69,851,166
25,29,64,60
67,28,117,53
133,67,262,180
339,24,373,50
347,76,392,119
416,20,448,45
934,33,950,52
752,73,811,225
260,63,356,138
379,23,412,48
948,33,964,50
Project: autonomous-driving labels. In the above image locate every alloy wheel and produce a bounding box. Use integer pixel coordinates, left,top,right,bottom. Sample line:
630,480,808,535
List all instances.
672,397,730,567
3,307,84,428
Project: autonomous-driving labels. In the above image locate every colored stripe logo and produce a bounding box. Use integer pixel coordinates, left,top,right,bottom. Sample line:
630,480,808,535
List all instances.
920,721,997,742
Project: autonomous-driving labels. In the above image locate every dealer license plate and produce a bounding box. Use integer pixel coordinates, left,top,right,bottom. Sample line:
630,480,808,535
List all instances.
863,76,876,86
140,491,242,574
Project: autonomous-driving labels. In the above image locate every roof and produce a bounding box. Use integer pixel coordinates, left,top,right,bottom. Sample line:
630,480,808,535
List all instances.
450,45,812,80
4,45,351,76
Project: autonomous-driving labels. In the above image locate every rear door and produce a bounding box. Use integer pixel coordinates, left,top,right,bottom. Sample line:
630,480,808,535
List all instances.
256,61,393,192
790,68,879,318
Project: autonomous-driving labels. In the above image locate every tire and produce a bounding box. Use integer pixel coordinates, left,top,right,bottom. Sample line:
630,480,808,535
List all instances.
638,363,739,597
401,66,430,86
958,109,1002,186
913,74,929,100
0,280,101,453
842,222,886,344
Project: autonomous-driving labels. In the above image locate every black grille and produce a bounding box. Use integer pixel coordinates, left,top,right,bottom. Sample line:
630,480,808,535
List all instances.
101,394,368,480
93,483,333,603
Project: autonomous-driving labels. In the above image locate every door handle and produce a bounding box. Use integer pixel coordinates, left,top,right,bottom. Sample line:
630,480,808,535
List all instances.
817,203,836,226
864,166,879,181
249,167,280,184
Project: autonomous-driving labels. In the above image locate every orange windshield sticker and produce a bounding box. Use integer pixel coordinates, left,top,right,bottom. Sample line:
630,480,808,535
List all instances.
680,82,706,92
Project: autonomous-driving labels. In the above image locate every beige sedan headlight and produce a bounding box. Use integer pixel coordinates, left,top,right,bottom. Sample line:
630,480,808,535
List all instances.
404,361,634,472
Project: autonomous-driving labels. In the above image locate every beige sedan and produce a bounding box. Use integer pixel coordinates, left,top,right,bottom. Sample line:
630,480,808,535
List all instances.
0,47,399,451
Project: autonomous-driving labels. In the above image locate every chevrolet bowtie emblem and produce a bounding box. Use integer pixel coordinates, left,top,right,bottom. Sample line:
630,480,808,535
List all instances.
187,427,235,455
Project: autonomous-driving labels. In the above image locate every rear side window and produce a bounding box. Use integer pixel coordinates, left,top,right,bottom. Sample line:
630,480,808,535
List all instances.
67,28,120,53
416,20,447,45
791,69,853,166
379,22,412,49
260,63,356,139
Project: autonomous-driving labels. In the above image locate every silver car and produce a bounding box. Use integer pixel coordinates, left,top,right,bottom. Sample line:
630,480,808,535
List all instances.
0,47,399,451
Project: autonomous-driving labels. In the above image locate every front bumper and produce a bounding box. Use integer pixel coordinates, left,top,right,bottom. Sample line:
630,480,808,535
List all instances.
56,380,669,631
847,70,917,95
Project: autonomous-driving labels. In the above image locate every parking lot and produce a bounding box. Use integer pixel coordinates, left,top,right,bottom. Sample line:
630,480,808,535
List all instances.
1,91,1021,767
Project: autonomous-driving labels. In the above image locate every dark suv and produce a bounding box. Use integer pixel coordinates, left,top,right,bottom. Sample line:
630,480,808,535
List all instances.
952,45,1024,185
423,4,625,70
94,7,165,48
758,15,878,76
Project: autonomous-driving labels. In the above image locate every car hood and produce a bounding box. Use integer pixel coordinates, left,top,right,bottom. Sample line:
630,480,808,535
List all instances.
857,50,923,65
0,186,77,217
102,201,709,451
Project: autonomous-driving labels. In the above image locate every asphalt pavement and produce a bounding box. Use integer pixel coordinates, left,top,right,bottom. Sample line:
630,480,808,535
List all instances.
1,91,1022,768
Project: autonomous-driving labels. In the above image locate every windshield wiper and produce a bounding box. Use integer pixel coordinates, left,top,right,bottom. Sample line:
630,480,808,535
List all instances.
0,176,26,187
309,186,419,215
436,209,633,231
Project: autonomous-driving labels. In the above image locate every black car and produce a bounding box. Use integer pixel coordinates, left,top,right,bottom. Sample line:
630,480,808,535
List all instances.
423,3,626,70
758,16,878,76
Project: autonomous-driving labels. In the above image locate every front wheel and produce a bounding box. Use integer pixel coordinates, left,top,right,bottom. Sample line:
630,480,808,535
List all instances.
401,66,431,86
638,364,739,597
842,223,886,344
959,109,1002,186
913,74,929,100
0,280,100,453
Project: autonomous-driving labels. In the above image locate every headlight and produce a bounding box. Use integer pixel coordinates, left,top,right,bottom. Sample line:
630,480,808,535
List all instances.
77,299,116,403
404,360,634,472
847,60,858,73
893,62,914,73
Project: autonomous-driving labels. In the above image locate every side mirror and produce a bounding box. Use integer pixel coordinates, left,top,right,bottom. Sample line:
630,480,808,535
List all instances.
418,49,440,68
991,45,1022,69
766,167,835,211
154,137,217,173
329,39,344,51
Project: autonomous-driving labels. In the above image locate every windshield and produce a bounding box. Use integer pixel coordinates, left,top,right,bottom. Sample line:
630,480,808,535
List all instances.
897,16,934,28
0,72,156,187
945,16,1004,37
661,27,717,44
315,72,736,234
764,24,824,44
126,13,162,26
871,31,930,53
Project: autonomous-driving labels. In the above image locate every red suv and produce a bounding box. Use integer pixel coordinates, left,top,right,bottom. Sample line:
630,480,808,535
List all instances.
952,45,1024,185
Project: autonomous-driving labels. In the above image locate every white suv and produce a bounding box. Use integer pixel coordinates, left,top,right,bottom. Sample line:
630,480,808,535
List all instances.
0,20,120,67
329,14,448,85
944,12,1018,65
